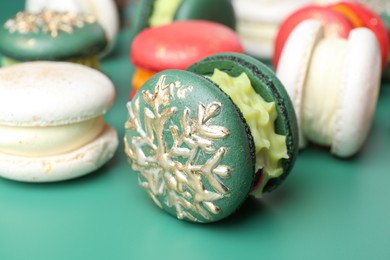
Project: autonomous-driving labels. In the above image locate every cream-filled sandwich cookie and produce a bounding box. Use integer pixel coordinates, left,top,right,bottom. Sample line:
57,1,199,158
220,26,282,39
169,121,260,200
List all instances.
276,20,381,157
0,61,118,182
125,53,299,222
25,0,119,56
232,0,312,59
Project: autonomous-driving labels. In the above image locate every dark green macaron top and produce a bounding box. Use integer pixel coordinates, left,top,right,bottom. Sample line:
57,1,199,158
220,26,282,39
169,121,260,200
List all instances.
0,10,107,61
131,0,236,37
124,53,298,223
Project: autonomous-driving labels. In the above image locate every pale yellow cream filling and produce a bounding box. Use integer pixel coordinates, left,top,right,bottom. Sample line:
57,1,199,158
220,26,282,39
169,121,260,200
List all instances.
1,56,100,69
148,0,182,27
302,38,348,145
208,69,288,197
0,117,104,157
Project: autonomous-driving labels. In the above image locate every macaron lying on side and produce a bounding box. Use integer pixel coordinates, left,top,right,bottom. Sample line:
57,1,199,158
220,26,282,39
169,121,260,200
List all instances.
130,20,243,99
329,1,389,72
0,10,107,69
25,0,119,56
273,4,354,68
131,0,236,37
0,62,119,182
124,52,298,223
276,20,381,157
273,1,389,74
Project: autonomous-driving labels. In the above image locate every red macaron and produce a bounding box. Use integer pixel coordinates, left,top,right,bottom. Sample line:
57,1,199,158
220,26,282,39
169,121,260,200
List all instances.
130,20,244,98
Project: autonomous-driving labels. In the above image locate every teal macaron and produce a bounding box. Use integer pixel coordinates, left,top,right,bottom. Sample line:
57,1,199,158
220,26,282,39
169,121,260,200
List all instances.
0,10,107,69
124,52,298,223
131,0,236,37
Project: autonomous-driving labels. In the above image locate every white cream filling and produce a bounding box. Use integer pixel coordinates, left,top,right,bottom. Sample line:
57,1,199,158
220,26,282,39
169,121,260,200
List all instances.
0,116,104,157
237,21,279,58
302,37,348,145
237,20,279,42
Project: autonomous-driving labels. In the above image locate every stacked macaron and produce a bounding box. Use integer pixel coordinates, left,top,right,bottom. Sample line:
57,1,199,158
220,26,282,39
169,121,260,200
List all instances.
124,52,298,222
0,10,107,68
131,0,236,37
276,19,381,157
232,0,312,60
0,61,118,182
25,0,119,56
129,20,244,99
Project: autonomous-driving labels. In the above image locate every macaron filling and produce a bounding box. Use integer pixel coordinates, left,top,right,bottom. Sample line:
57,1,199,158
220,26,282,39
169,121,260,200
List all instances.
148,0,182,27
302,37,348,146
0,116,105,157
208,69,288,197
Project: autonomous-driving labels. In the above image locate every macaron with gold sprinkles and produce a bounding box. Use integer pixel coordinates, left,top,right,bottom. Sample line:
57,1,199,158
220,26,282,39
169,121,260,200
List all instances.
0,10,107,69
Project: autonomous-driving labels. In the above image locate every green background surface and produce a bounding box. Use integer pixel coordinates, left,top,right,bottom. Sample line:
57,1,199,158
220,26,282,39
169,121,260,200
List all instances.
1,1,390,259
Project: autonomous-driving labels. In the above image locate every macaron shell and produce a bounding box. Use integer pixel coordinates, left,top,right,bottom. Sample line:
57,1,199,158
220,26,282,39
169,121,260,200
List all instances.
131,0,236,38
0,125,118,182
131,21,243,71
187,52,299,192
276,20,324,149
0,61,115,127
332,28,381,157
0,17,107,61
174,0,236,29
25,0,119,56
329,1,389,71
79,0,119,56
273,5,353,68
125,69,255,222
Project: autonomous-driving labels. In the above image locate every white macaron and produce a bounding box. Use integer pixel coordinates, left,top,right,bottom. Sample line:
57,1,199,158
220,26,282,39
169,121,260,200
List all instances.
276,19,381,157
25,0,119,57
232,0,312,59
0,61,119,182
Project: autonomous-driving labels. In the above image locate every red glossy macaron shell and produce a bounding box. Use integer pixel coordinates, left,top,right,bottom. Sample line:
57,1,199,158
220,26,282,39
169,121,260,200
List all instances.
130,20,244,71
273,5,354,68
329,1,389,71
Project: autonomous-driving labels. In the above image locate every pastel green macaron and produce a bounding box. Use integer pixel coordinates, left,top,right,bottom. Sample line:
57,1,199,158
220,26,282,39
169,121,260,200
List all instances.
124,53,298,223
132,0,236,36
0,10,107,69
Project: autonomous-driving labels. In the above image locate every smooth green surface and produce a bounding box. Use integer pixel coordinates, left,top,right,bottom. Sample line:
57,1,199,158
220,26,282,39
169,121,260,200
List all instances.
0,12,107,60
1,1,390,259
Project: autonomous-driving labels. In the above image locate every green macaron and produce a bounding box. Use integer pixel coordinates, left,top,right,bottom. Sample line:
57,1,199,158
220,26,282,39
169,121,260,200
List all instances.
0,10,107,69
380,12,390,81
124,52,298,223
131,0,236,37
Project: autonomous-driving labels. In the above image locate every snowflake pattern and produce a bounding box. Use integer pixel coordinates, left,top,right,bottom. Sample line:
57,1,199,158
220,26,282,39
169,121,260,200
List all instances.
124,75,232,222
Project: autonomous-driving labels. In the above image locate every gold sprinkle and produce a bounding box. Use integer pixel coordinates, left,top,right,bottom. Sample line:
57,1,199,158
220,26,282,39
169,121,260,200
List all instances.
4,10,97,38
